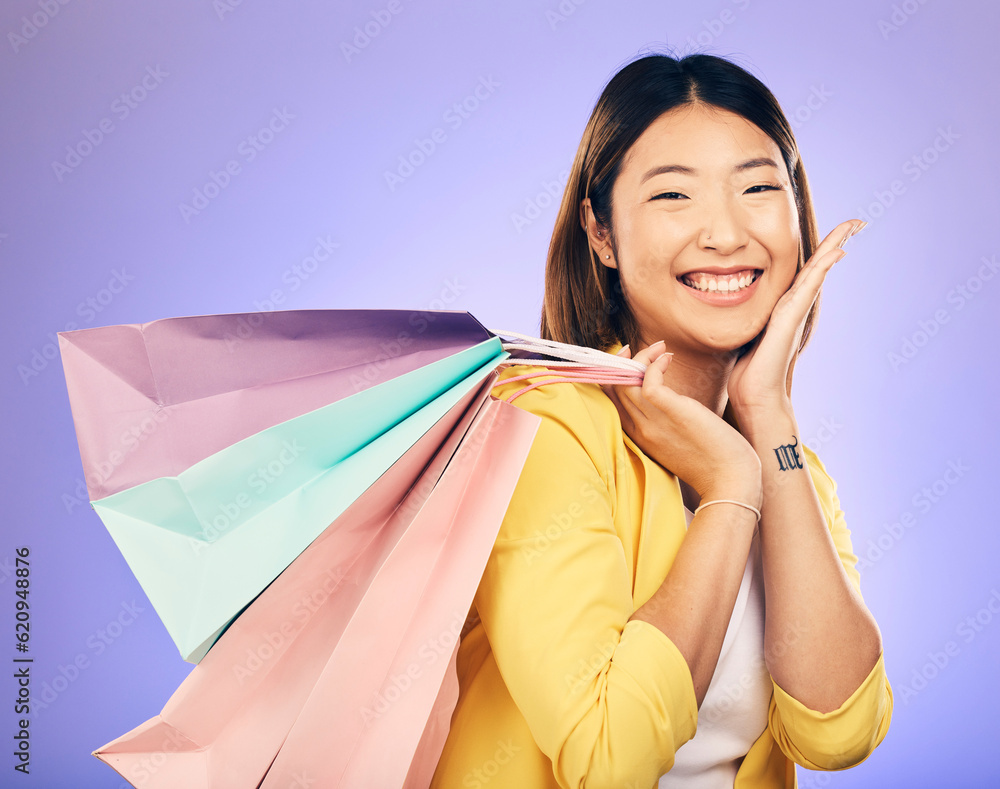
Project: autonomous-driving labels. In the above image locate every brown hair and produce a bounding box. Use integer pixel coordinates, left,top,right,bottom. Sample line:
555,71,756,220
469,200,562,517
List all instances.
539,52,820,357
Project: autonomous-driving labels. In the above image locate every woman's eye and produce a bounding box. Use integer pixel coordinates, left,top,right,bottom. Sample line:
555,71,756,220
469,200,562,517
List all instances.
652,184,783,200
745,183,783,194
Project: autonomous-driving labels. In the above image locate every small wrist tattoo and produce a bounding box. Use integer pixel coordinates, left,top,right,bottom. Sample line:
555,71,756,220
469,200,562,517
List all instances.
773,435,804,471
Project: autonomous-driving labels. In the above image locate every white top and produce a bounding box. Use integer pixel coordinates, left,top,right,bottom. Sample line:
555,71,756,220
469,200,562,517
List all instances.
658,506,771,788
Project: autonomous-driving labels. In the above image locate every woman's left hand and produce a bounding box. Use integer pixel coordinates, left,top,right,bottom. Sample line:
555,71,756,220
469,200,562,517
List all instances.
727,219,864,424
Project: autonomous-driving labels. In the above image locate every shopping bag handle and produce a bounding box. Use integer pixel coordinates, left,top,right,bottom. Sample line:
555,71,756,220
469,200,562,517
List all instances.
490,329,649,403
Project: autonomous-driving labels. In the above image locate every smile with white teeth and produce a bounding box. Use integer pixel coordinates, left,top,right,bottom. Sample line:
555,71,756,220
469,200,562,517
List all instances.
680,269,761,293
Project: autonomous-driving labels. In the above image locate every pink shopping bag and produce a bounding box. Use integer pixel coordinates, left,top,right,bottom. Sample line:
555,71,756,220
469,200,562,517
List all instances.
94,374,539,788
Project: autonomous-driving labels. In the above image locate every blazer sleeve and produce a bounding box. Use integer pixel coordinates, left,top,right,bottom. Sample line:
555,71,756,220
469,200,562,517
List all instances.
766,445,893,770
477,376,698,789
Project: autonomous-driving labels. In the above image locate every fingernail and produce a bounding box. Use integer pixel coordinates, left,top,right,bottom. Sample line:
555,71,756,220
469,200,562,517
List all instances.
839,220,867,248
650,340,665,351
653,350,673,363
616,344,630,356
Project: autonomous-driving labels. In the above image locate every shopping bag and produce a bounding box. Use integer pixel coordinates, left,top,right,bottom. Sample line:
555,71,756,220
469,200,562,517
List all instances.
258,389,535,788
58,309,495,502
59,311,502,661
59,310,645,662
93,373,540,789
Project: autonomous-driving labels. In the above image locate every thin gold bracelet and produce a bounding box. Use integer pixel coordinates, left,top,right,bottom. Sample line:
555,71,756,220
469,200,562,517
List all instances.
693,499,762,522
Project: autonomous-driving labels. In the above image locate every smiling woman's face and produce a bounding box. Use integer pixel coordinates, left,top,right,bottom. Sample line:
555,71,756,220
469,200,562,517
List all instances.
595,102,801,355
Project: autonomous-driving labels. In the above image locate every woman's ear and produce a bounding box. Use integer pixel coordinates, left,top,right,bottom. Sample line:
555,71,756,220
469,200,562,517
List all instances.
580,197,616,269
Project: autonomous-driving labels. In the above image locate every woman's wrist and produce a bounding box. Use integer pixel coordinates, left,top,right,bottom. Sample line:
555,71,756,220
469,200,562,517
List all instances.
737,406,799,451
700,473,763,513
694,497,761,522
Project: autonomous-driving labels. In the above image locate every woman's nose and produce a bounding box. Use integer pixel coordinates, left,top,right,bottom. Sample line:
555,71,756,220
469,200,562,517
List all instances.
697,204,749,254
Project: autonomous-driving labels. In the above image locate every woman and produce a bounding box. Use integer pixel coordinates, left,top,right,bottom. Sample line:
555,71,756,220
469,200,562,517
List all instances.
430,52,892,788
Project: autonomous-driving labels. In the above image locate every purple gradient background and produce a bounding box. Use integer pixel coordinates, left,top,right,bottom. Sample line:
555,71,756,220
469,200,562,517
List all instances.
2,1,997,786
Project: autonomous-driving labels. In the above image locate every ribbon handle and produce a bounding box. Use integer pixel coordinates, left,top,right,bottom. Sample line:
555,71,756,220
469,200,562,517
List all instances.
490,329,649,403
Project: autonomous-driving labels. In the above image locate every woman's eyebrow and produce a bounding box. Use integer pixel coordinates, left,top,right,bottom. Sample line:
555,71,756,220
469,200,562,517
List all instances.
640,157,781,183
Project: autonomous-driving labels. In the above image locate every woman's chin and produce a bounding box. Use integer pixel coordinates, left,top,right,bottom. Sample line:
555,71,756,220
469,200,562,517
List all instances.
691,325,766,356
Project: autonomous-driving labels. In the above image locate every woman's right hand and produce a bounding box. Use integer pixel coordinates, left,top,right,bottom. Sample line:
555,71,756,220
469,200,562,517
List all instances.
601,342,763,509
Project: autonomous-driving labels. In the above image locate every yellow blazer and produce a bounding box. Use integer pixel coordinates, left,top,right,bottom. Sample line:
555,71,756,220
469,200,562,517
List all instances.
430,359,892,788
